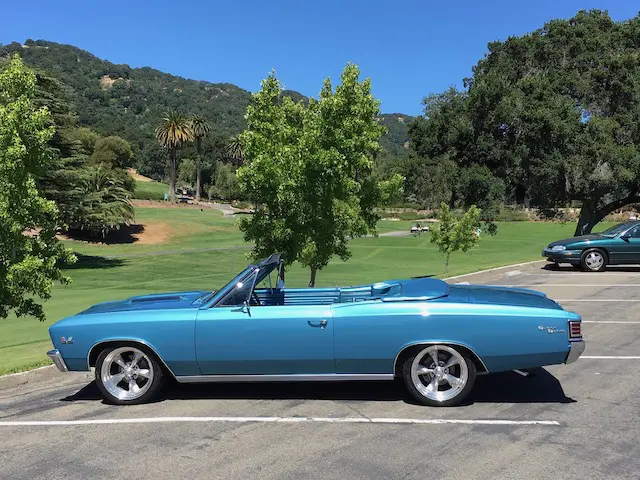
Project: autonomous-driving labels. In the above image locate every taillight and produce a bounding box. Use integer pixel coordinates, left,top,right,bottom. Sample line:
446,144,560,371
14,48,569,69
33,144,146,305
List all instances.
569,320,582,339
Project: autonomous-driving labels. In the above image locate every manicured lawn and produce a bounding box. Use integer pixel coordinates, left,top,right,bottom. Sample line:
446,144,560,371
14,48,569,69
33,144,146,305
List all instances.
0,209,610,374
133,180,169,197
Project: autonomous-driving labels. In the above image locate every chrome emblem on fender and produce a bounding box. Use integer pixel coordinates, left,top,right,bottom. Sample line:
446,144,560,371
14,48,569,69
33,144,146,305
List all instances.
61,336,74,344
538,326,565,334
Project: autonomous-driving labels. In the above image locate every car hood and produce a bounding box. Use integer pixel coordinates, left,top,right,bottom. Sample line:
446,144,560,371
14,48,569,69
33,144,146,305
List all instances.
446,284,564,310
77,290,212,315
548,234,603,247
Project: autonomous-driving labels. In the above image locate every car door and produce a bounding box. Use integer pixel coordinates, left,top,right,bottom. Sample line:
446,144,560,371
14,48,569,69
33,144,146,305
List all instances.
619,225,640,264
194,274,334,376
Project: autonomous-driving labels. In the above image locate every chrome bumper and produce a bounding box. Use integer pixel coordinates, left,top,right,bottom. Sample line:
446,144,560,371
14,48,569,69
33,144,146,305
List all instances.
565,341,585,364
47,349,68,372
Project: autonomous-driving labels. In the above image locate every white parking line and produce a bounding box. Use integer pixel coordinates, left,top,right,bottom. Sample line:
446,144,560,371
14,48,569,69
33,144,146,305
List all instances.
581,355,640,359
583,321,640,324
512,284,640,287
0,416,560,427
555,299,640,302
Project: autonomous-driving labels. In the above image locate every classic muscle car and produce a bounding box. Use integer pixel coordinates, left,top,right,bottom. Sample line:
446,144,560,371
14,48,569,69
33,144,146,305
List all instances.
543,220,640,271
47,254,585,407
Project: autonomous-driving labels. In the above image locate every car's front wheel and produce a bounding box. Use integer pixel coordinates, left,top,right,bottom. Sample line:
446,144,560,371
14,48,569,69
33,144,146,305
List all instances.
580,248,607,272
402,345,476,407
95,345,165,405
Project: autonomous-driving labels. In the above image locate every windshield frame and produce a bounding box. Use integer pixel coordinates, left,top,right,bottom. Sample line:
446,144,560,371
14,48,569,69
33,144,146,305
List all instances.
200,253,282,308
598,222,638,238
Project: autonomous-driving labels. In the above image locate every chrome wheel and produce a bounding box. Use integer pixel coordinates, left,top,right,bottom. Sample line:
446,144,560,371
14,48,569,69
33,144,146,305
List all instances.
100,347,154,401
410,345,468,403
584,251,605,271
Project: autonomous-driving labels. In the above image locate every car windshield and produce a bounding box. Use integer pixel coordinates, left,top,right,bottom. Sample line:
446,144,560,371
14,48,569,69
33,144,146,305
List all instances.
598,223,632,237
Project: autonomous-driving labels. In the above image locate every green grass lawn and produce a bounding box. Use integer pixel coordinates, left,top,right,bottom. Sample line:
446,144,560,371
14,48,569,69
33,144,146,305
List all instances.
132,179,169,199
0,208,609,375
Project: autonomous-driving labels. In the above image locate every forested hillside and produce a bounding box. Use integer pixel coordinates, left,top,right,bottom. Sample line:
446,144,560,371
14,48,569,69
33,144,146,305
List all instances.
0,40,410,178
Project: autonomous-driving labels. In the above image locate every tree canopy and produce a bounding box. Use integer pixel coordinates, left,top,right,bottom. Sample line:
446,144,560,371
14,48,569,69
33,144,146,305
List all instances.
408,10,640,234
238,66,403,286
0,55,75,321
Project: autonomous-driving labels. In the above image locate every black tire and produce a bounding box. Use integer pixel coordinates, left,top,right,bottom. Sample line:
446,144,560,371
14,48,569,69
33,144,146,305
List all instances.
95,344,165,405
580,248,607,272
402,345,476,407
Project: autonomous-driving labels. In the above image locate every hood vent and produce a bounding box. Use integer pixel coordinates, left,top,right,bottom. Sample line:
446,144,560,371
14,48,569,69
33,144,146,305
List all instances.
131,295,183,304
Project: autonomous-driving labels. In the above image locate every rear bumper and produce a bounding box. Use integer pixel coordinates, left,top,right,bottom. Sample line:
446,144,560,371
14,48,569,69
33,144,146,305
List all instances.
565,340,585,364
47,349,68,372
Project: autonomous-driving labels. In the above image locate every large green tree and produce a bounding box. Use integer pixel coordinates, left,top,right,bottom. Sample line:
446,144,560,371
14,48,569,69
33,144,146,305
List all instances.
409,10,640,235
238,65,403,286
0,55,75,321
190,115,211,201
155,111,193,201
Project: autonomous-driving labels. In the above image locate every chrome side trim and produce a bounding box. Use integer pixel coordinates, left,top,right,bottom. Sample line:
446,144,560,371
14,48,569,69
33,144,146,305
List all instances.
175,373,394,383
87,339,177,379
565,340,585,364
47,349,68,372
393,341,489,374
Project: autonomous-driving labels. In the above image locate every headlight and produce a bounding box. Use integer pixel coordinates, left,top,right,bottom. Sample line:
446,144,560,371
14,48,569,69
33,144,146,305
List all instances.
551,245,566,252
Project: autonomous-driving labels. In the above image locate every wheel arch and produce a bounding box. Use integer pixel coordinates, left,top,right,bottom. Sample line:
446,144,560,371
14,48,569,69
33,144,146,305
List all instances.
87,339,177,380
393,341,488,377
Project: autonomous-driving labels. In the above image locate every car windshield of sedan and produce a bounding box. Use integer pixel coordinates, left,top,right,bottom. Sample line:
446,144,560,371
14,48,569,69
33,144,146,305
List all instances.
598,223,632,237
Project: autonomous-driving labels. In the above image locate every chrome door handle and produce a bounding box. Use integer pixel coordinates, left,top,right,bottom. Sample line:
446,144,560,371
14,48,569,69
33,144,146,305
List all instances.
308,319,328,329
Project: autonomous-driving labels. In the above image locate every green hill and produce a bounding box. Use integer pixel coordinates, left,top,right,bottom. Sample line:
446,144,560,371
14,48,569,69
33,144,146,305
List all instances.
0,40,411,177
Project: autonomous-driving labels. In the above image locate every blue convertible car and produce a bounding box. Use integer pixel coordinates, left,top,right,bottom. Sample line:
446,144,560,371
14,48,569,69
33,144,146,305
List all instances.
47,254,585,407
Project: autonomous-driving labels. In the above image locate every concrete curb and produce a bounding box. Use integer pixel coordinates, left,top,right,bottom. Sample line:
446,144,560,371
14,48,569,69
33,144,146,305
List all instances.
443,260,546,283
0,365,59,391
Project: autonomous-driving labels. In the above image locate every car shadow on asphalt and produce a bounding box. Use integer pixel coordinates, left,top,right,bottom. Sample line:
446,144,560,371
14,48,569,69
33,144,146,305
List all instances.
61,368,575,406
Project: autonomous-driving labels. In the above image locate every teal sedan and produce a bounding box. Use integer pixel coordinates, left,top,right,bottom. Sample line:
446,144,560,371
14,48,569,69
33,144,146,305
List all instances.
543,220,640,271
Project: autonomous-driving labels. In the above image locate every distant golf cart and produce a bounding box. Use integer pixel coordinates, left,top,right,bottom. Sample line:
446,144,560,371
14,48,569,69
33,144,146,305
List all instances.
410,223,429,233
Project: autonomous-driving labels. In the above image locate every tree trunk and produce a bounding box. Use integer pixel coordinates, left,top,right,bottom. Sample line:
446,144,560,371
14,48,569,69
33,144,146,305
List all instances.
574,194,640,236
169,149,177,202
195,137,202,202
444,253,450,274
308,266,317,288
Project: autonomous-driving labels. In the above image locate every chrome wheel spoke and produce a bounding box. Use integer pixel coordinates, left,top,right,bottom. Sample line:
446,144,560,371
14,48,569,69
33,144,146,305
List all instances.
428,348,439,367
416,367,434,376
443,373,461,387
107,372,125,387
114,355,127,369
443,356,459,369
137,369,151,379
128,377,138,393
130,351,143,367
428,377,439,391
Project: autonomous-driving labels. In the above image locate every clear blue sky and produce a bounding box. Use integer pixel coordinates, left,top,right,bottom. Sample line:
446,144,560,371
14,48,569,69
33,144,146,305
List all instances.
2,1,638,115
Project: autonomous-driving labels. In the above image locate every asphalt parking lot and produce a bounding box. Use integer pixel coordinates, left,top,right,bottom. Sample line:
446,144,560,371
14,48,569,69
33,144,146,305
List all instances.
1,261,640,480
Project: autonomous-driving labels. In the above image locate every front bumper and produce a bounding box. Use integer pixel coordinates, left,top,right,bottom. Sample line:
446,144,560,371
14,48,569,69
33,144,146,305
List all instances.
542,248,581,264
47,349,68,372
565,340,586,364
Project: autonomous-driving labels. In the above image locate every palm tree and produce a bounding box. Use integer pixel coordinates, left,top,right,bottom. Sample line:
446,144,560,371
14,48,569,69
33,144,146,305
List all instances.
77,166,135,238
226,135,245,166
155,111,193,202
190,115,211,201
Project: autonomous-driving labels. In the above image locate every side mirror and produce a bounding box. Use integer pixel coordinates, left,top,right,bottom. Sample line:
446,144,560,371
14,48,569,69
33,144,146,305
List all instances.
621,234,630,241
243,300,251,316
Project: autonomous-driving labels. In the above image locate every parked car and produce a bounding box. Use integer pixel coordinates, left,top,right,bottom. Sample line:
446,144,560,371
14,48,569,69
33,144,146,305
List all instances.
542,220,640,271
410,224,429,233
47,254,584,407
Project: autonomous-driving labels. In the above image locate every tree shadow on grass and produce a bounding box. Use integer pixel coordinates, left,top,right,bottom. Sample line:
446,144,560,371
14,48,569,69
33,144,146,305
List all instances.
61,368,574,406
64,224,145,245
61,254,127,270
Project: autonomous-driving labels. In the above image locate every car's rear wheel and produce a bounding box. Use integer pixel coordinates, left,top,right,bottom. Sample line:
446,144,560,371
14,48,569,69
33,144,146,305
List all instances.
402,345,476,407
95,345,164,405
580,248,607,272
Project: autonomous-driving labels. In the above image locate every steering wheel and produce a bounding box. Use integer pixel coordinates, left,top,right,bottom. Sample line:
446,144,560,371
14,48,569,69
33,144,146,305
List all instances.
250,290,261,306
